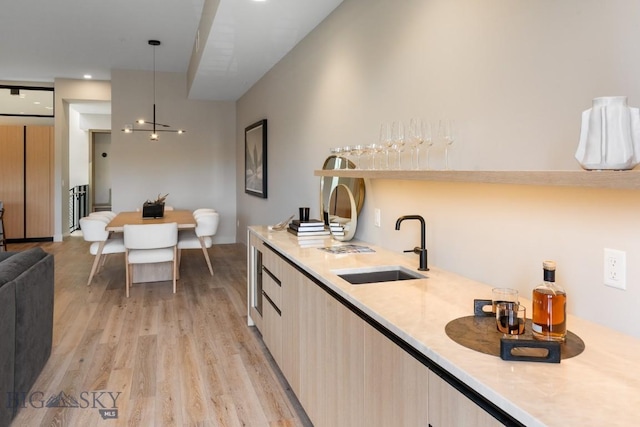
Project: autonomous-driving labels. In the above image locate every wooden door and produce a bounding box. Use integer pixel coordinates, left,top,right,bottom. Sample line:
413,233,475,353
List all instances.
0,126,25,239
25,126,53,238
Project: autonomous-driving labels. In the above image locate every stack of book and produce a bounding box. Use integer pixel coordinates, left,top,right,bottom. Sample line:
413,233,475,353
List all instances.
287,219,330,239
329,222,345,236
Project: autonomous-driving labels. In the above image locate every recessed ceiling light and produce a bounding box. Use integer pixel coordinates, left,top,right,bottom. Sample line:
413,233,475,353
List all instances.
84,74,92,79
34,101,41,105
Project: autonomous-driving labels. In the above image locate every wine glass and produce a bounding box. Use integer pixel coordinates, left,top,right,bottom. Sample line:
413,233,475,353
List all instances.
409,118,432,170
368,143,384,169
438,120,456,170
423,122,434,170
379,123,393,169
330,147,346,168
352,144,365,169
360,144,373,170
391,120,405,169
342,145,353,169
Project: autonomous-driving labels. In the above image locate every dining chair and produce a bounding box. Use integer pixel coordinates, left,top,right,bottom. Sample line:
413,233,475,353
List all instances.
193,207,216,216
177,211,220,276
123,222,178,297
89,210,117,221
79,216,126,286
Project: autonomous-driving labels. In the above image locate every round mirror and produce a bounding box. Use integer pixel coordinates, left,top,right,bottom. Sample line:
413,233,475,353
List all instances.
320,155,365,227
328,184,357,241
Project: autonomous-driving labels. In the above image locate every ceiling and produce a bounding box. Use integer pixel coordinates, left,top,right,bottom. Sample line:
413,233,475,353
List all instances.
0,0,343,102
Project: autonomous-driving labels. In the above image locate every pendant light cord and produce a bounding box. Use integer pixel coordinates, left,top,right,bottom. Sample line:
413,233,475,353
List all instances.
152,43,156,134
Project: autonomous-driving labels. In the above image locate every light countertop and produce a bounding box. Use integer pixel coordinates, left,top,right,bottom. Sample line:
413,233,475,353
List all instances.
250,226,640,427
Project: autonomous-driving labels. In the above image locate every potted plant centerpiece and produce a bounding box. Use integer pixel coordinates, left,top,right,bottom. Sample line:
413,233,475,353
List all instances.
142,193,168,218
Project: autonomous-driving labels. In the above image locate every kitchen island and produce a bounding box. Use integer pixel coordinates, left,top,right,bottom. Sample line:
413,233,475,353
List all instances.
247,225,640,426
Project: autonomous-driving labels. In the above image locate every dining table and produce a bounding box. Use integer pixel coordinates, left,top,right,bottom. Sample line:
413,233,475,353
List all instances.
106,210,196,283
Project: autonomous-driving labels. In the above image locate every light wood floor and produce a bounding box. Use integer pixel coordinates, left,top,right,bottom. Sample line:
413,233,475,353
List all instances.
8,237,311,426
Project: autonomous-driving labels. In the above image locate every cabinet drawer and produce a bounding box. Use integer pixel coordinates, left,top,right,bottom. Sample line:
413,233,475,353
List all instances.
262,245,283,279
262,268,282,309
262,292,283,366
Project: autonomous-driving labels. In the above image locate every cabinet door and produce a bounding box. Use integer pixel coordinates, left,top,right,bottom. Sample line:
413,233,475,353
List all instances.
262,292,283,366
0,126,25,239
248,233,265,330
324,296,364,427
428,370,503,427
25,126,53,238
364,322,430,426
298,275,327,427
280,261,300,396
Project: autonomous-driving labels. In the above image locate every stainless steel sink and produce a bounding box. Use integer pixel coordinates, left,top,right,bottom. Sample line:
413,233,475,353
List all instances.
333,266,426,285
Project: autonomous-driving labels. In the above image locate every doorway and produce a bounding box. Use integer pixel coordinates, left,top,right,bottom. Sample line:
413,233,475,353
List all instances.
90,130,112,212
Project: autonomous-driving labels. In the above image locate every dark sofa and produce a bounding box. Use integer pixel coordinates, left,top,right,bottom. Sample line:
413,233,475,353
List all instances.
0,247,54,426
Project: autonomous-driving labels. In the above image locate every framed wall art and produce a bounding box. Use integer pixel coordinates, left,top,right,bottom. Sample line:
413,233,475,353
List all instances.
245,119,267,198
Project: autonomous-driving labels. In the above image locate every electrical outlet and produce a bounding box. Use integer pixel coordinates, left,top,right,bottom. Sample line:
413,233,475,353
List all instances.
374,208,381,227
604,248,626,290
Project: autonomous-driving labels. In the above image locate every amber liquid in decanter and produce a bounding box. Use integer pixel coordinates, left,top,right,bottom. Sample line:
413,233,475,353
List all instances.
531,260,567,342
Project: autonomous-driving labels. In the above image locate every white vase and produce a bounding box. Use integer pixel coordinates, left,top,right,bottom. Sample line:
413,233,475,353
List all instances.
575,96,640,170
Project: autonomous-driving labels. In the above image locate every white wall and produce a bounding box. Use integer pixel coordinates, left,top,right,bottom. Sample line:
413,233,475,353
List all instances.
111,69,237,243
69,110,112,189
93,132,112,205
54,78,111,241
68,108,88,188
236,0,640,337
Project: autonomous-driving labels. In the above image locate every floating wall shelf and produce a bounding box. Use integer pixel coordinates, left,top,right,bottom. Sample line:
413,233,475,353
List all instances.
313,169,640,190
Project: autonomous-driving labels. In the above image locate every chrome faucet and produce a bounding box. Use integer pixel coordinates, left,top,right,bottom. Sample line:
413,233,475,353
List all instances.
395,215,429,271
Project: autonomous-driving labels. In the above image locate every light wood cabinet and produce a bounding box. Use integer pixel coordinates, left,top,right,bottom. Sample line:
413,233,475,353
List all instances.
247,231,511,427
325,295,364,426
0,125,53,240
298,274,327,426
364,322,430,426
25,126,53,238
262,287,282,366
0,126,25,239
280,261,300,396
428,371,503,427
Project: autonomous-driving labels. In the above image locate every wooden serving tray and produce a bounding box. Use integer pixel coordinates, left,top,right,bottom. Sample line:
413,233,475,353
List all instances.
445,314,585,362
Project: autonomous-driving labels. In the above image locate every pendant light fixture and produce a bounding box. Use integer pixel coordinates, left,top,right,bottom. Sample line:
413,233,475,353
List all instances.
122,40,185,140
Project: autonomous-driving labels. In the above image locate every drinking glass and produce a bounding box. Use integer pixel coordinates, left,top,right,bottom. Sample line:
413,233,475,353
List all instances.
342,145,353,169
391,120,405,169
491,288,519,314
409,118,432,169
330,147,346,168
379,123,393,169
352,144,365,169
424,122,434,170
359,144,372,169
368,143,384,169
438,119,456,170
496,302,526,335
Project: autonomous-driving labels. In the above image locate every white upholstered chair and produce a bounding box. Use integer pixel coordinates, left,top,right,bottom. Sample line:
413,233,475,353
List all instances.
79,216,126,286
89,211,117,221
193,208,216,216
177,211,220,276
123,222,178,297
